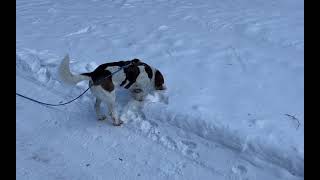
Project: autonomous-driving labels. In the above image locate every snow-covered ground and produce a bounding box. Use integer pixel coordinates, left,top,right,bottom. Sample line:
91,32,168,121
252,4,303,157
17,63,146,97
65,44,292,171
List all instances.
16,0,304,179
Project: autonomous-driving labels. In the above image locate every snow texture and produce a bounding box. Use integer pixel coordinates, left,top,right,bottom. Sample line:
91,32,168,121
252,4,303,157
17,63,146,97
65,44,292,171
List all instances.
17,0,304,179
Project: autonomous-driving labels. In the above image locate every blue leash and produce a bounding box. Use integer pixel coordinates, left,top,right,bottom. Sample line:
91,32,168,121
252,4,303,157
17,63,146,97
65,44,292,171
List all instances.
16,63,131,107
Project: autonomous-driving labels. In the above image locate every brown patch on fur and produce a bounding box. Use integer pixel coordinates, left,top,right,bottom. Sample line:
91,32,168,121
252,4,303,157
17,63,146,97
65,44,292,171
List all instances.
81,69,113,85
82,68,115,91
100,78,114,92
154,70,165,90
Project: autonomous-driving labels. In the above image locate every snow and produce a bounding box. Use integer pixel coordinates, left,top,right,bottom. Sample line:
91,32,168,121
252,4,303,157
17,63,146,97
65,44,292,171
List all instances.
16,0,304,179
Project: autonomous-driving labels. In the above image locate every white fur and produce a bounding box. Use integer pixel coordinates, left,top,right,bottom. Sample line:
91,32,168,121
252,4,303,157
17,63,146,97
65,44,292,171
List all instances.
58,55,161,126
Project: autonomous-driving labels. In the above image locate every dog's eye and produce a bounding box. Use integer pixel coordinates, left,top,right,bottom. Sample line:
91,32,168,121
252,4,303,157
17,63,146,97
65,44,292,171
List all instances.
133,89,142,93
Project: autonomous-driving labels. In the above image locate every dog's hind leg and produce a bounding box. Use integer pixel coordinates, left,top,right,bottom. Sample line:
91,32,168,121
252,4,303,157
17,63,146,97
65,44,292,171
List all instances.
95,98,106,120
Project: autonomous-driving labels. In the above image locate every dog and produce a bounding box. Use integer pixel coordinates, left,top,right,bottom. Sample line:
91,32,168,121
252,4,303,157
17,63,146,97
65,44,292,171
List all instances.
58,55,166,126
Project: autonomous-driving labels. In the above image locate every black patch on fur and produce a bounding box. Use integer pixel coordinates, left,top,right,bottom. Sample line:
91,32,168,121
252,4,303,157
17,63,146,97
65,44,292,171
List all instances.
81,60,131,86
132,88,143,93
81,58,152,90
154,70,164,90
81,72,91,77
120,64,140,89
93,61,129,73
143,64,153,79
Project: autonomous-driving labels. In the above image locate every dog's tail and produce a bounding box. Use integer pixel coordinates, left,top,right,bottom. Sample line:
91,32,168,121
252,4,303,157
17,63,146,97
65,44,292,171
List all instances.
58,54,91,85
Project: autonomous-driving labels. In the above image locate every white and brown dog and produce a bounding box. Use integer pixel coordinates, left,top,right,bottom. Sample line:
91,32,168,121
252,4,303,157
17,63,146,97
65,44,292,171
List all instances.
58,55,166,126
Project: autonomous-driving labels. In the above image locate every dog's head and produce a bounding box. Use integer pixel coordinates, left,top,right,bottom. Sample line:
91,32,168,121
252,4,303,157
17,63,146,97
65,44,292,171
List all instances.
129,58,166,91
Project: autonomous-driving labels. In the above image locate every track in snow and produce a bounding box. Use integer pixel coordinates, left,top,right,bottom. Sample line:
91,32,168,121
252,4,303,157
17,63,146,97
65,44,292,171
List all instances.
17,0,304,179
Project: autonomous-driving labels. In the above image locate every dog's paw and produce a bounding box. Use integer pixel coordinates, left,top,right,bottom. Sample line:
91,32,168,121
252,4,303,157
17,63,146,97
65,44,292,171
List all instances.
97,115,107,121
112,119,124,126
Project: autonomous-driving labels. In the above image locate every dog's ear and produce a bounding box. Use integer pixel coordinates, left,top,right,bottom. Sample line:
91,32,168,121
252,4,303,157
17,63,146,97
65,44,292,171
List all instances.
154,70,166,90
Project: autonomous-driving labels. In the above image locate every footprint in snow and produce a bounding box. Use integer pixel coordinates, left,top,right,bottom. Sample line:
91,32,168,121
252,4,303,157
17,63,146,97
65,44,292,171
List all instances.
181,140,197,149
232,164,248,175
179,140,199,159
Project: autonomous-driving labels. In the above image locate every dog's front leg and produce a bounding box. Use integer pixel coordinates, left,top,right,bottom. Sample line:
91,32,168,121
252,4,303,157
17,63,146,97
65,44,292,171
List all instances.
107,102,123,126
103,90,123,126
95,98,106,120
